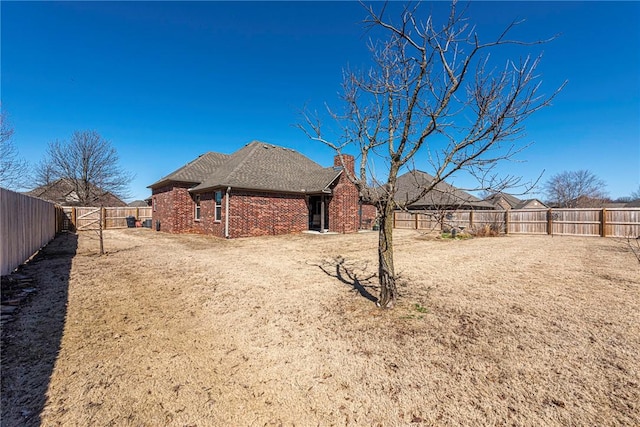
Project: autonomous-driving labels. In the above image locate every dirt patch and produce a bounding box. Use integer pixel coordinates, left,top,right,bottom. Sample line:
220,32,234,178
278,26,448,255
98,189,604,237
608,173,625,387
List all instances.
2,229,639,426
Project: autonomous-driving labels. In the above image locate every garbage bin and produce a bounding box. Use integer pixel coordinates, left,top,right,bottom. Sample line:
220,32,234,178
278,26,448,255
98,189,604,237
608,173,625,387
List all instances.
126,216,136,228
143,219,152,228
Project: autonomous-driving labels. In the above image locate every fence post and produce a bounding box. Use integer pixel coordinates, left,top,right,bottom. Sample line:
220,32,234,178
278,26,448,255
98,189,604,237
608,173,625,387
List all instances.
601,208,607,237
56,206,63,233
101,207,107,229
136,207,140,220
414,213,419,230
469,210,474,230
393,211,396,229
547,209,553,235
504,210,509,234
71,207,77,230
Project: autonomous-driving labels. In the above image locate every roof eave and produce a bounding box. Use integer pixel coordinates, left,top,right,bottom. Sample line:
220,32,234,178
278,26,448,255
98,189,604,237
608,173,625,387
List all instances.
148,179,201,190
191,184,310,196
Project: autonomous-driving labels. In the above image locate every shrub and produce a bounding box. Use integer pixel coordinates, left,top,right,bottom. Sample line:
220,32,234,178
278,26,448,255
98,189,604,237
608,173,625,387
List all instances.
471,223,501,237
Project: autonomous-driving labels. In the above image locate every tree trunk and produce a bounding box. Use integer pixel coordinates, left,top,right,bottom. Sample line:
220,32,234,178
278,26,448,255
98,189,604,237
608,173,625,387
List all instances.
377,201,397,308
99,207,105,256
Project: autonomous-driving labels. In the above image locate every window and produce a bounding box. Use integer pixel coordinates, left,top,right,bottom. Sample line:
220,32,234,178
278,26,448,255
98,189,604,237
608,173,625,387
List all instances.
214,191,222,221
152,197,156,212
194,194,201,220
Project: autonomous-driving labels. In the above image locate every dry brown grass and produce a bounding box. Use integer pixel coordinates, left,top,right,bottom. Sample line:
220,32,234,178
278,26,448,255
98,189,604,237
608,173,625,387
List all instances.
2,228,639,426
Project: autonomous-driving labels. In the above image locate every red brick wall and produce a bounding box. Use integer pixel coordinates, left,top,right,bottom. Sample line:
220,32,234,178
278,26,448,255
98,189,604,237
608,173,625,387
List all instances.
151,184,195,233
153,186,309,238
360,203,378,229
184,191,226,237
328,154,378,232
152,175,371,237
328,172,360,233
228,190,308,238
334,154,355,176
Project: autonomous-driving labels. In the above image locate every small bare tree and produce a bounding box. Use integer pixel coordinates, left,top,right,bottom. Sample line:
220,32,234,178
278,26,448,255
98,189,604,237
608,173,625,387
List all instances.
543,170,608,208
301,1,564,308
39,130,133,205
0,110,30,190
39,130,132,255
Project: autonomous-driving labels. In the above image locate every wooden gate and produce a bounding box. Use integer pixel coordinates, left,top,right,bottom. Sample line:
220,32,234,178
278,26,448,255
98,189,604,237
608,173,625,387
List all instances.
75,207,101,231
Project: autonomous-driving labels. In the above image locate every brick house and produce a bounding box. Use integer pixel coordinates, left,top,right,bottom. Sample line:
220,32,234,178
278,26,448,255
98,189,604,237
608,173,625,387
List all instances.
395,170,495,210
148,141,377,238
27,178,127,207
483,192,547,210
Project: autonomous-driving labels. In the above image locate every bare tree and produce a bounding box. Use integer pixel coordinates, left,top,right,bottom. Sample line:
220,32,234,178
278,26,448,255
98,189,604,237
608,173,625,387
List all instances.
39,130,132,255
630,185,640,202
33,158,57,188
543,170,608,208
301,1,563,308
0,110,30,190
41,130,133,205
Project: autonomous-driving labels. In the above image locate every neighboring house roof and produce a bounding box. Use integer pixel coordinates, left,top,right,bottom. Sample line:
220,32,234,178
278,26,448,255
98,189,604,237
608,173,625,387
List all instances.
128,199,150,207
624,200,640,208
513,199,547,209
150,141,342,194
484,192,547,209
485,192,522,209
26,178,126,207
394,170,495,209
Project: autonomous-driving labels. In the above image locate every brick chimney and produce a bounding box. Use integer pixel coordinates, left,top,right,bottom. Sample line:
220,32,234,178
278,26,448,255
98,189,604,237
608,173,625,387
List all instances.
334,154,355,175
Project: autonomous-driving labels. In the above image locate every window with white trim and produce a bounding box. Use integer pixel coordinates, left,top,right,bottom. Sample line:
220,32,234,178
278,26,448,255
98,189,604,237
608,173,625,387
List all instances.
214,191,222,221
194,194,201,220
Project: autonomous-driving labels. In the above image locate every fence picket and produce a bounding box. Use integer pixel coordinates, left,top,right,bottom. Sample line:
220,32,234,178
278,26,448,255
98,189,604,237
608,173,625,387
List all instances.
394,208,640,238
1,188,60,275
62,206,152,231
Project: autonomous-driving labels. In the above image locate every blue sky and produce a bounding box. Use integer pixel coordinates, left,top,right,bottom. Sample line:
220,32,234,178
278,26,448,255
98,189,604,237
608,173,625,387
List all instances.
2,1,638,202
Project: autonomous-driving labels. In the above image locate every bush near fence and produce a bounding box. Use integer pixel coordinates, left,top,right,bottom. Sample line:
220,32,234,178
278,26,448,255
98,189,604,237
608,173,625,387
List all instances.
62,206,152,231
1,188,64,276
394,208,640,238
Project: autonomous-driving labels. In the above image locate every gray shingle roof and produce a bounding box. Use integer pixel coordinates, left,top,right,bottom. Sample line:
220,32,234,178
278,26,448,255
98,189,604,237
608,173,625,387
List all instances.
150,141,341,194
395,170,494,209
149,152,230,189
192,141,340,193
513,199,547,209
484,192,547,209
502,193,523,208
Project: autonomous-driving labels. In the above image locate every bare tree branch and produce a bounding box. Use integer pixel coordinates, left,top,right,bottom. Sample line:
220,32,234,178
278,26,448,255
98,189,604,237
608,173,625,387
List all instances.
0,110,30,190
543,170,608,208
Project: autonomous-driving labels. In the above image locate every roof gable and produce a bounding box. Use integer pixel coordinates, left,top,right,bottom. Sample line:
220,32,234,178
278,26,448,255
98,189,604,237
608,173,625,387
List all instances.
513,198,547,209
484,192,547,209
484,192,522,208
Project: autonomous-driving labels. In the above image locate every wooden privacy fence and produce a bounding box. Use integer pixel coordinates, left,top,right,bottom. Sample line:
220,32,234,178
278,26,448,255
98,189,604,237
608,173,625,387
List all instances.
1,188,65,276
394,208,640,238
62,206,152,231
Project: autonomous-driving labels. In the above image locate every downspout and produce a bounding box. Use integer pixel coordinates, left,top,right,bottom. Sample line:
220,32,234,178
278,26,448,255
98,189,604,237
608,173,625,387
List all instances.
224,187,231,238
320,196,325,233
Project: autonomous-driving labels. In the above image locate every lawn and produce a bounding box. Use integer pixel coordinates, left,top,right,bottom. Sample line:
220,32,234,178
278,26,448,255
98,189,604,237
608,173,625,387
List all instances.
1,228,638,426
